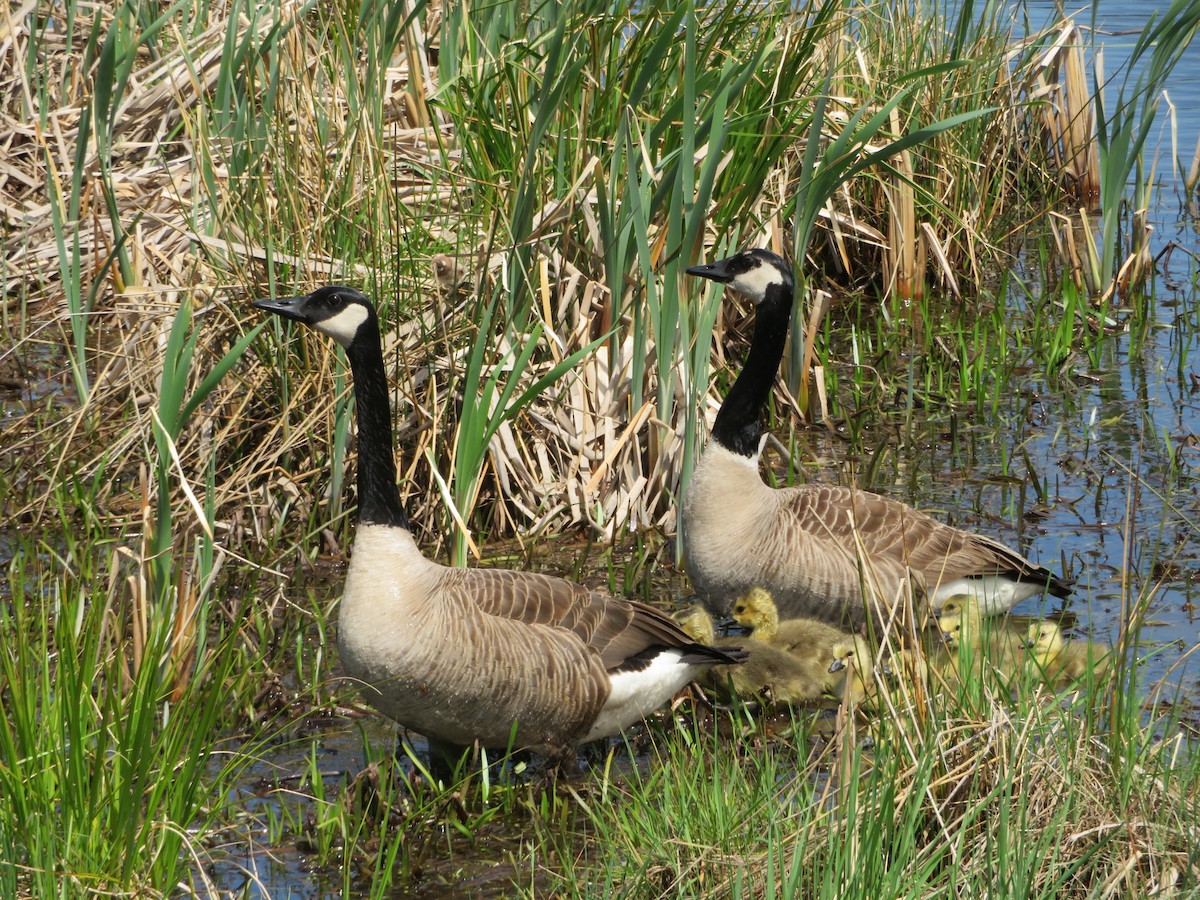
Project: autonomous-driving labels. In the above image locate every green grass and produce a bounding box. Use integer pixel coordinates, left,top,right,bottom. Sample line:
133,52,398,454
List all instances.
525,653,1200,899
2,0,1199,895
0,523,252,894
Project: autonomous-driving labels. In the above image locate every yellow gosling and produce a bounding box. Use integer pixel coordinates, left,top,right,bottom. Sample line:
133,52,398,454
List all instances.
674,605,719,645
939,606,1023,684
937,594,1039,641
674,605,835,704
731,587,849,668
828,635,878,706
1025,621,1111,685
830,638,938,710
934,593,979,620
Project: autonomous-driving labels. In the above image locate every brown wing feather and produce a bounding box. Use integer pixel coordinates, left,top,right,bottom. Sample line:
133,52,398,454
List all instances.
781,485,1068,594
435,567,743,672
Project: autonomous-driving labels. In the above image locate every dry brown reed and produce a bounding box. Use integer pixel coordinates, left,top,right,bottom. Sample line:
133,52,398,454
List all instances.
0,4,1129,552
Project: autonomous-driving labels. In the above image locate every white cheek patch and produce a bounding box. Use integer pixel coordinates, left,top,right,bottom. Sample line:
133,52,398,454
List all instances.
315,303,370,348
732,261,786,300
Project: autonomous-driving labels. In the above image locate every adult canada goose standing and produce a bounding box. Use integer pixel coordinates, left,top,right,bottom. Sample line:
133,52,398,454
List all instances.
680,248,1071,626
255,286,745,765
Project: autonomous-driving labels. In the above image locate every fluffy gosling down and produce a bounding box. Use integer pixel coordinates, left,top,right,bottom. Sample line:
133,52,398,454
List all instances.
254,286,746,765
828,635,880,706
828,637,931,707
729,587,848,700
938,600,1024,684
731,586,848,660
937,594,1039,640
674,606,833,704
1025,621,1112,685
680,248,1070,626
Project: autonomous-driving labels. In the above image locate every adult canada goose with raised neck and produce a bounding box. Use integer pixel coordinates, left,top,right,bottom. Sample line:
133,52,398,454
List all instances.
254,286,745,762
680,248,1071,626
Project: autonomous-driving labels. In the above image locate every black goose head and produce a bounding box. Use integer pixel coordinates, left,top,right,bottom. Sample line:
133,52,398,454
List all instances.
687,248,795,457
685,248,793,305
252,286,377,350
254,285,407,528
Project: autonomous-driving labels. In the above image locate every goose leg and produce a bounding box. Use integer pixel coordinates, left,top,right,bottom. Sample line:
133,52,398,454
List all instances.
400,735,473,783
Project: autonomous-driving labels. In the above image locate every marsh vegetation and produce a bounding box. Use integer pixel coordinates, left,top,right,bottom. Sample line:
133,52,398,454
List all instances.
2,0,1200,895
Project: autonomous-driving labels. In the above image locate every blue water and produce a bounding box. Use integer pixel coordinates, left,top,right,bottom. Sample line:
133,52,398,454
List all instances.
1013,0,1200,699
852,0,1200,702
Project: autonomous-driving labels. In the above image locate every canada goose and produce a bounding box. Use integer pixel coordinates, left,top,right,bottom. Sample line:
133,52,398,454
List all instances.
936,594,981,620
674,605,832,703
680,249,1070,626
828,636,935,708
730,587,848,663
673,605,723,646
937,608,977,652
1024,621,1111,685
938,596,1025,655
254,286,746,764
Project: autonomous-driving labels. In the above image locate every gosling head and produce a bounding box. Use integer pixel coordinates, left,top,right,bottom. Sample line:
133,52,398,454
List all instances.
731,586,778,634
686,248,793,305
941,614,970,649
253,285,376,349
935,594,983,621
828,635,874,674
1024,621,1064,655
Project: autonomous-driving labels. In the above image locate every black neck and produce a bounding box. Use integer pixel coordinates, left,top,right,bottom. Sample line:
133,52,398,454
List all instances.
344,322,410,529
710,282,794,457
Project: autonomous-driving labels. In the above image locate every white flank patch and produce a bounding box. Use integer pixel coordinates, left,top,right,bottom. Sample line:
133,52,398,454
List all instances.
931,576,1046,614
731,259,786,302
316,303,370,348
584,650,694,741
